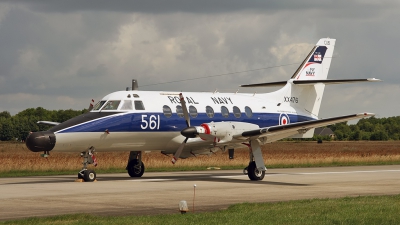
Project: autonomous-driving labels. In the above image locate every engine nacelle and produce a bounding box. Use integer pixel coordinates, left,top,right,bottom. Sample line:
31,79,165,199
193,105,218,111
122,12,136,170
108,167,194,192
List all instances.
196,122,260,141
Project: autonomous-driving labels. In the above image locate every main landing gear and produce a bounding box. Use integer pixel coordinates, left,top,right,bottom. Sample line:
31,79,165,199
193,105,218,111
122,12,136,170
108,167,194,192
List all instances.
242,141,266,181
78,146,97,182
126,151,145,177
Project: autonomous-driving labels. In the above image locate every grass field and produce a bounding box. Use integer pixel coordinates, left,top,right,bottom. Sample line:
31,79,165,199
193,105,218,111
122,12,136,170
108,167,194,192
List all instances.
2,194,400,224
0,141,399,176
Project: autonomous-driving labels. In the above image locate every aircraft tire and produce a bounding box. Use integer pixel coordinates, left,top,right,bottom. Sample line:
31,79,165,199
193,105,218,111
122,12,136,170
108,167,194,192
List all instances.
247,161,265,181
83,170,96,182
127,159,145,177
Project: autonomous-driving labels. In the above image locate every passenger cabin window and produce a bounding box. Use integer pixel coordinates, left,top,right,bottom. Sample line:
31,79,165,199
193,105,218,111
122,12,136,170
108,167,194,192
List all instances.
120,100,133,110
92,100,106,110
163,105,172,118
221,106,229,118
102,101,121,110
189,106,198,118
206,106,214,118
245,106,253,118
176,105,184,118
134,101,145,110
233,106,241,118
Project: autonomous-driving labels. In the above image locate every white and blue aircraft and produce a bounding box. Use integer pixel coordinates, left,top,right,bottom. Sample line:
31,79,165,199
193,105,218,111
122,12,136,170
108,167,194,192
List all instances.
26,38,380,182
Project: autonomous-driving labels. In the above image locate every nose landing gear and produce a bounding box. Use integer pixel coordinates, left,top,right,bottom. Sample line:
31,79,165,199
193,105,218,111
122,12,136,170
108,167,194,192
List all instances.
77,147,97,182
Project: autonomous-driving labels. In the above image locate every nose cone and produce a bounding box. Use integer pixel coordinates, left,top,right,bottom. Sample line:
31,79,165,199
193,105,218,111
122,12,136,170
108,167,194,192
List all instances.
26,131,56,152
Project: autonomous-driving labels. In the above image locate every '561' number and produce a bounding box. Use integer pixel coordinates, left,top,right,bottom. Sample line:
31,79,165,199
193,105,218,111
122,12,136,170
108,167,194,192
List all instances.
141,115,160,130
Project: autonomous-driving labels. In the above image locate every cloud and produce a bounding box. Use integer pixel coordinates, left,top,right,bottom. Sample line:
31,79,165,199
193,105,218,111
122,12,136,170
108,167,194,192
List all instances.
0,1,398,119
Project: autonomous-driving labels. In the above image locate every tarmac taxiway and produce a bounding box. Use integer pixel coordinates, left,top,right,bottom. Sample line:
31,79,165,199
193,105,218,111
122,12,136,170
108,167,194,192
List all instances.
1,165,400,221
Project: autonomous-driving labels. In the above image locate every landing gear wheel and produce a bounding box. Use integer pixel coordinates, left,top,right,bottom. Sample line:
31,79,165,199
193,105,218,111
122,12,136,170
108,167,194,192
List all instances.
83,170,96,182
247,161,265,181
127,159,145,177
243,167,248,175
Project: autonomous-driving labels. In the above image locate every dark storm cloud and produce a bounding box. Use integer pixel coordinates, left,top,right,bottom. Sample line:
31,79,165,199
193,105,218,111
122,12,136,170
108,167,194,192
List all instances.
2,0,396,15
0,5,131,97
0,0,398,118
1,0,318,13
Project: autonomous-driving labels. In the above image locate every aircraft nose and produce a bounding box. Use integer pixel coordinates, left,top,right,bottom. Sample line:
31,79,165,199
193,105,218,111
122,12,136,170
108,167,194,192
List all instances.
26,131,56,152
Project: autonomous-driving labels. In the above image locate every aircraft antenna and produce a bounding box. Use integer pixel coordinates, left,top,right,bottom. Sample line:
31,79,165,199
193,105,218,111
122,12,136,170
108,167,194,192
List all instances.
132,79,138,90
141,62,300,87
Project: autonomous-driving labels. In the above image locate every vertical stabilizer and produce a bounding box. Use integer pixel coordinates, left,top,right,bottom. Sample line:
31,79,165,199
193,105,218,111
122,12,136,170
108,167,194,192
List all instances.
292,38,335,81
289,38,336,118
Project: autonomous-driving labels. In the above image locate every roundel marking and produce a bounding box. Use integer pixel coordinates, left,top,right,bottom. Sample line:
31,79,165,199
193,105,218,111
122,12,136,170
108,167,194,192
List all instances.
279,113,290,126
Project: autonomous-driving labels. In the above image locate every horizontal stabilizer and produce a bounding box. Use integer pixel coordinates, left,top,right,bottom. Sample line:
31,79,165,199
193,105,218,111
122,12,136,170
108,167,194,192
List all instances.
37,121,61,126
240,78,381,87
293,78,381,85
240,81,287,87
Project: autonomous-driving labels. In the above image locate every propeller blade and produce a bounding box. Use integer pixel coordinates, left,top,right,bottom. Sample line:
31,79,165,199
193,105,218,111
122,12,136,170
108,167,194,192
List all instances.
179,93,190,127
171,137,189,164
88,99,94,111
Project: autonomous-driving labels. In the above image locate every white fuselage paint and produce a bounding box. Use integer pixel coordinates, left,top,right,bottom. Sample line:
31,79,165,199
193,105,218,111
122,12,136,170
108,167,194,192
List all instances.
51,89,313,154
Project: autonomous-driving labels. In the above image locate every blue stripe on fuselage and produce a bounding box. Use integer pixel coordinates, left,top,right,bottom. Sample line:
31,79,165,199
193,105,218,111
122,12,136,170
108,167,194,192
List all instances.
56,112,314,133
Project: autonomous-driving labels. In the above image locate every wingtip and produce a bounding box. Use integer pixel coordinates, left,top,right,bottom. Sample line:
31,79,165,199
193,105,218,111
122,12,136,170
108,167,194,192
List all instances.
358,112,375,117
367,78,382,82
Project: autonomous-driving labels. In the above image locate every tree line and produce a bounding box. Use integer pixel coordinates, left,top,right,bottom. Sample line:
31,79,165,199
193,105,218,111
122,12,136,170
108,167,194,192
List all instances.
0,107,88,141
0,107,399,141
328,116,400,141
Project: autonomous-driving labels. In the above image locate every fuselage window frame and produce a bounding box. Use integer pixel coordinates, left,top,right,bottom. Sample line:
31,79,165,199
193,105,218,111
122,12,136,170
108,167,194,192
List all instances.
206,106,214,118
245,106,253,118
221,106,230,118
233,106,241,118
189,105,198,118
176,105,184,118
163,105,172,118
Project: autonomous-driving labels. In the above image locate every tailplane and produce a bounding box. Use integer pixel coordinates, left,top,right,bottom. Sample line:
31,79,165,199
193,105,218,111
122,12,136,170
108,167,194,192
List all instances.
241,38,380,119
241,38,380,138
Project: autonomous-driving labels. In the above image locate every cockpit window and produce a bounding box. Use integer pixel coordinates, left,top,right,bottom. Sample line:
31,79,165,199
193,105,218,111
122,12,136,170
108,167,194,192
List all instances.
120,100,133,110
102,101,121,110
93,101,106,110
134,101,145,110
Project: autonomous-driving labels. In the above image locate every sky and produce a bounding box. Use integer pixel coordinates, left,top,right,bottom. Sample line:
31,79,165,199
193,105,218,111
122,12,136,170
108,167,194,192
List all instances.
0,0,398,119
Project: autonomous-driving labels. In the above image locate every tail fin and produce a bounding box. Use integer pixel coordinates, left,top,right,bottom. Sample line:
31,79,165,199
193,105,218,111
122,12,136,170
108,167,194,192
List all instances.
291,38,335,80
253,38,336,119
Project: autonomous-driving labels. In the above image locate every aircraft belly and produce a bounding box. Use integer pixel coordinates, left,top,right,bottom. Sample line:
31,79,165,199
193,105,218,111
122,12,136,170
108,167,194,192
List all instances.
53,132,179,152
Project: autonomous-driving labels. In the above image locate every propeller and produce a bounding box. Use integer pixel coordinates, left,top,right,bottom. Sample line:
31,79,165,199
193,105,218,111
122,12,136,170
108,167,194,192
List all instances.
171,93,191,164
171,93,221,164
88,99,95,111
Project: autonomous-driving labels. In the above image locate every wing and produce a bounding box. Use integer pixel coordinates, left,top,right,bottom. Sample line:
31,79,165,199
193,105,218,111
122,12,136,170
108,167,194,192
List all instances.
236,113,374,141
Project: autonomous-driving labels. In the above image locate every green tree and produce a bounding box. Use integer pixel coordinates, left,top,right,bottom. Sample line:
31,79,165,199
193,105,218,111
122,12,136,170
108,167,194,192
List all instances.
0,118,15,141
